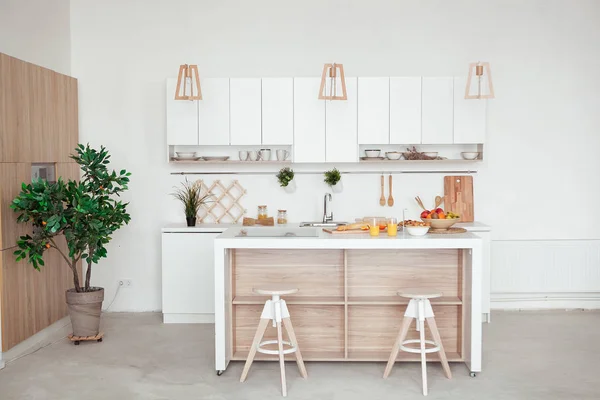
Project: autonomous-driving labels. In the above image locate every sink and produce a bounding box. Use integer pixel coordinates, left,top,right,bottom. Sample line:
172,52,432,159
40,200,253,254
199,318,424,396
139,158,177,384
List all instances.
236,227,319,238
299,221,348,228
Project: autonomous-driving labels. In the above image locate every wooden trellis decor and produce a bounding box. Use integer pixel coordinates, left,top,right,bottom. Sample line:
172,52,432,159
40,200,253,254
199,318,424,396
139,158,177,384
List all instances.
195,179,247,224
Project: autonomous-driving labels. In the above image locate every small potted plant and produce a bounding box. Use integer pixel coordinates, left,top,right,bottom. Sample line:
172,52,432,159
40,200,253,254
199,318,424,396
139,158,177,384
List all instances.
324,168,343,193
11,144,131,338
276,167,296,193
171,179,213,226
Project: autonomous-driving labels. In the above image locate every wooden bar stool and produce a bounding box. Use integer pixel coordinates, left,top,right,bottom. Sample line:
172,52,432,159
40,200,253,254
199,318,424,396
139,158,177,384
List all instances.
240,287,307,397
383,288,452,396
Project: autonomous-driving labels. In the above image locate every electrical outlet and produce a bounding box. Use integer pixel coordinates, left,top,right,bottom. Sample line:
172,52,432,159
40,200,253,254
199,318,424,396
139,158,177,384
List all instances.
118,279,132,288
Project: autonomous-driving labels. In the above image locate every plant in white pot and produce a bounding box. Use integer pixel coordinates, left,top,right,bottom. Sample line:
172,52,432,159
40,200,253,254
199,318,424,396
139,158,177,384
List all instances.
11,144,131,338
276,167,296,193
324,168,343,193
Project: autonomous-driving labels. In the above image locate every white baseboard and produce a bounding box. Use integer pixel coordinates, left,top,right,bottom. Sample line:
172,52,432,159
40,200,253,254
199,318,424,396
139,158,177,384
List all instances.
0,316,71,366
163,313,215,324
491,292,600,310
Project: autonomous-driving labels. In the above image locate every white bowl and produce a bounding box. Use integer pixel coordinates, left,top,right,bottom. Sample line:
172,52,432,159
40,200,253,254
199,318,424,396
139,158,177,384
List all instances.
176,152,197,158
461,152,480,160
386,152,401,160
423,152,438,158
405,226,430,236
365,149,381,158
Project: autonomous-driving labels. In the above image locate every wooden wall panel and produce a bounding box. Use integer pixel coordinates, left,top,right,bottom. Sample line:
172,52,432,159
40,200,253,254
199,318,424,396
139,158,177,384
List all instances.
0,162,79,351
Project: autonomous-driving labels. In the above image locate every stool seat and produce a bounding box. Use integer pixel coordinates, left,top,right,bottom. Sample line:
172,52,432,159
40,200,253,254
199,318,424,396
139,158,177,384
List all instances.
253,287,299,296
398,288,443,299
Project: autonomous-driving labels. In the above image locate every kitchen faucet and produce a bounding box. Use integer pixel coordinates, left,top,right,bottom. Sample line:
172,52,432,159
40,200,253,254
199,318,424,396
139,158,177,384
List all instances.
323,193,333,223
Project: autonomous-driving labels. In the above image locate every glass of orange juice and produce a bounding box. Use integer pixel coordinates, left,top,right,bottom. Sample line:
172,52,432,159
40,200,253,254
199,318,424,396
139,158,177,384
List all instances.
368,218,380,236
387,218,398,236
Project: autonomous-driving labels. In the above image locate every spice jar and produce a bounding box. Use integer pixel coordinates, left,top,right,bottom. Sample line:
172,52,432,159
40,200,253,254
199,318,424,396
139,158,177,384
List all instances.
257,205,268,220
277,210,288,225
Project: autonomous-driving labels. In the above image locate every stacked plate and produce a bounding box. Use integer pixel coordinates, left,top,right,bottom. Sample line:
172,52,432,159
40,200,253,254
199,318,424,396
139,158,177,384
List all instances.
173,152,201,161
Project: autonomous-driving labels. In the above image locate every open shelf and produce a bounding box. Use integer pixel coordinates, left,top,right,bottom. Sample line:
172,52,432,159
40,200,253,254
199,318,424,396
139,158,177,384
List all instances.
231,351,462,363
232,351,346,362
169,159,291,164
346,351,463,362
358,159,481,163
347,296,462,305
233,296,345,305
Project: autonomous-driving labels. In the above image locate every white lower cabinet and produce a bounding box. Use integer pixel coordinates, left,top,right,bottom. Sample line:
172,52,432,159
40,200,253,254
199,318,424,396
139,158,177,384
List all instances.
162,231,221,323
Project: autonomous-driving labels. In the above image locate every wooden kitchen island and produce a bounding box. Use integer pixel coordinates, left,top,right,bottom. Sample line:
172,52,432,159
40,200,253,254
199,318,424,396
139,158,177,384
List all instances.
214,227,483,376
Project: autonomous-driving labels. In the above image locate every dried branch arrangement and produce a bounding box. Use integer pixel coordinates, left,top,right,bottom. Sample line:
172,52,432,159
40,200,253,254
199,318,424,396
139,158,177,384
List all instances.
402,146,446,161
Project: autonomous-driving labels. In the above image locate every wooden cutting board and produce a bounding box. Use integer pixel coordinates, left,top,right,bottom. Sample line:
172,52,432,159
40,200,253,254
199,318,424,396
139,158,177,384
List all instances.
444,176,474,222
323,228,369,234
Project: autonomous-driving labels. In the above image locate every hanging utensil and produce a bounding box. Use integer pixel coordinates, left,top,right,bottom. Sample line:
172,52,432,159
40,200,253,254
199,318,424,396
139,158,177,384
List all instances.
415,196,426,210
387,175,394,207
380,175,386,206
434,195,443,210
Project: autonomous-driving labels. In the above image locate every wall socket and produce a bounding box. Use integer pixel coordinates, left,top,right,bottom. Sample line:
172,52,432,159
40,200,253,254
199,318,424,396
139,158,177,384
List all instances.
118,279,132,288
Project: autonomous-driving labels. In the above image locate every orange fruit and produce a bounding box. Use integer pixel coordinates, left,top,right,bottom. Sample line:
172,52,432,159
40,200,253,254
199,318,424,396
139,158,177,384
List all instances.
426,214,432,219
438,212,446,219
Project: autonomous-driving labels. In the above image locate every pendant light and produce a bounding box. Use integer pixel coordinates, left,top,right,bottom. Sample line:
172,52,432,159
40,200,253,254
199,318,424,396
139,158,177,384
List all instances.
465,62,494,99
318,63,347,100
175,64,202,100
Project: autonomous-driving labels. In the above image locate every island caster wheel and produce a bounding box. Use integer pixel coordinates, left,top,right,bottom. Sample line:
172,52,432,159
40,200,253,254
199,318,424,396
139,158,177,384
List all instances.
216,370,224,376
470,372,477,378
97,338,103,343
74,341,80,346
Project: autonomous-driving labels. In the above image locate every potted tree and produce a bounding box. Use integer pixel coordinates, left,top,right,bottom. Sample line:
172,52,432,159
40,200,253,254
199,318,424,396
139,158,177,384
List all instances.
11,144,131,337
276,167,296,193
171,179,213,226
324,168,343,193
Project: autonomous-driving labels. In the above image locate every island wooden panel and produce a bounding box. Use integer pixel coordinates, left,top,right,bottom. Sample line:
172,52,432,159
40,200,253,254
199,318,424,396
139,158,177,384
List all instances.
231,248,465,362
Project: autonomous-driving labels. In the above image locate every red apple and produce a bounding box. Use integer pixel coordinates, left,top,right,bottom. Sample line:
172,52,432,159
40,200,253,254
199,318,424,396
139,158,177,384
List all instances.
435,208,443,213
420,210,430,219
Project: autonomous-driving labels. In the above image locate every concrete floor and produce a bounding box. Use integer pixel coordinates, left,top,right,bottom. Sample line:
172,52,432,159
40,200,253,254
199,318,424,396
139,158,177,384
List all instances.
0,311,599,400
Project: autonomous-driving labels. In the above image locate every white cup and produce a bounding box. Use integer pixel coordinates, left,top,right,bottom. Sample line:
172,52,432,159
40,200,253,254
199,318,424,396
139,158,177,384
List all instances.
248,151,258,161
276,149,289,161
238,150,248,161
259,149,271,161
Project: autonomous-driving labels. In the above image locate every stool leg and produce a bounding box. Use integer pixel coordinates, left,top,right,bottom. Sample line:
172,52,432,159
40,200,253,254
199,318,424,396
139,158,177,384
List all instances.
383,316,413,378
419,317,428,396
276,320,287,397
283,317,307,379
240,318,270,383
426,317,452,379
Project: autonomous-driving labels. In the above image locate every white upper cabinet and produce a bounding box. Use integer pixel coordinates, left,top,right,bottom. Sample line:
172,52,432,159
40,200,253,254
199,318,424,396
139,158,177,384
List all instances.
453,77,486,143
390,77,422,144
166,78,198,145
293,78,325,162
358,77,390,144
262,78,293,145
198,78,230,145
230,78,262,145
421,77,454,144
325,77,358,162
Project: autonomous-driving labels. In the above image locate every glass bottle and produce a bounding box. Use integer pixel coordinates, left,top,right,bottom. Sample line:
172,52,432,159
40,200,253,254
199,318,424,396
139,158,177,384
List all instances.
277,210,288,225
257,205,268,220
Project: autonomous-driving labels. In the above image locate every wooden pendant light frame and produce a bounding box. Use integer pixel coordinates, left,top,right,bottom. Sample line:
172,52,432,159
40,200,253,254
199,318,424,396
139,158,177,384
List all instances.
175,64,202,100
465,62,494,100
318,63,347,100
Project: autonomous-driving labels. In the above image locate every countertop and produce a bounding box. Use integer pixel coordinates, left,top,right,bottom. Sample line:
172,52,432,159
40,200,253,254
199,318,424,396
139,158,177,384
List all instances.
162,221,490,233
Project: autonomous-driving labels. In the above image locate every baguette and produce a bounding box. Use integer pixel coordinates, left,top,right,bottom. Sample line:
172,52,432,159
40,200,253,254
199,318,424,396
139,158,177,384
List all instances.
336,223,368,231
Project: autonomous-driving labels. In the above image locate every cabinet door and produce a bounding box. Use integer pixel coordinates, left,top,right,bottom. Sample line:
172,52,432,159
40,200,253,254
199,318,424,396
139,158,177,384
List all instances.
198,78,230,145
230,78,262,145
162,232,220,316
293,78,325,162
358,77,389,144
453,77,486,144
262,78,293,145
166,78,198,145
390,77,422,144
422,77,454,144
325,77,357,162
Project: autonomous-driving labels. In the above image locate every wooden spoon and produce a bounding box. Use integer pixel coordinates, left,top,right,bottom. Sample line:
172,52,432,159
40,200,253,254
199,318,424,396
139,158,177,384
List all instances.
415,196,426,210
379,175,386,206
387,175,394,207
434,195,443,210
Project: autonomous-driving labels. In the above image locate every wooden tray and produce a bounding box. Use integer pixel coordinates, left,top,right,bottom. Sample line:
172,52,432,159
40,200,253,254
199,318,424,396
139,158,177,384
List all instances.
323,228,370,234
428,227,467,234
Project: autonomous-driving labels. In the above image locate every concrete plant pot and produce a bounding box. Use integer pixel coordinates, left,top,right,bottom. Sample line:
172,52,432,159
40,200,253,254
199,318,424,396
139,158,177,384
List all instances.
66,288,104,337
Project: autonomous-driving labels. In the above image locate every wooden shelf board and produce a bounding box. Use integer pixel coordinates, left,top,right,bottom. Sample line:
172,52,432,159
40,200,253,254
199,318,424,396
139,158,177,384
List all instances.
359,159,481,163
231,351,462,363
233,296,345,305
347,296,462,305
232,351,345,362
169,159,291,164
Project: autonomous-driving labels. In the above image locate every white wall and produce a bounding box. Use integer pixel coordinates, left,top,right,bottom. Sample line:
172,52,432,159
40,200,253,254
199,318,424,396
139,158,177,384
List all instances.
70,0,600,311
0,0,71,74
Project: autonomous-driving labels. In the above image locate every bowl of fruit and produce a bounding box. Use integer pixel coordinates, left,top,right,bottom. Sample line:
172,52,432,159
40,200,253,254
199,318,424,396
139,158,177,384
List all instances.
420,209,460,230
401,220,431,236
